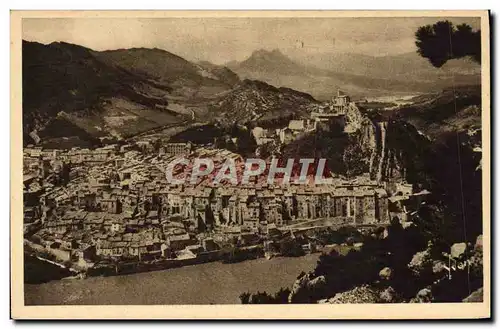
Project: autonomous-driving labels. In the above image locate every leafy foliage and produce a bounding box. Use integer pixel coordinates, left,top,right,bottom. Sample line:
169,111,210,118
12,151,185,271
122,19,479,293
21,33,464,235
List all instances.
415,20,481,67
278,239,306,257
239,288,291,304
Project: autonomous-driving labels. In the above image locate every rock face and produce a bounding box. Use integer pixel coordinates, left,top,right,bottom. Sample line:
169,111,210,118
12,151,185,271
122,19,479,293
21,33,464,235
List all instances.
379,287,397,303
344,103,365,132
411,288,434,303
402,221,415,229
374,122,388,181
475,235,483,251
288,272,327,303
451,242,467,258
432,260,446,275
379,267,393,281
358,118,378,167
325,285,381,304
282,103,433,182
354,118,412,182
408,249,432,276
462,287,483,303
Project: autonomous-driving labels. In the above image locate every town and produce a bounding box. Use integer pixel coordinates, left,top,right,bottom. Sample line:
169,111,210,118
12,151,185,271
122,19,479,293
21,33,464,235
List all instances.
22,92,422,276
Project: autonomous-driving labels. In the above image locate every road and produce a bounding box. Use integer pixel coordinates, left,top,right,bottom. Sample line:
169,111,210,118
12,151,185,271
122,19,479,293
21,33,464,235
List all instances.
125,120,191,141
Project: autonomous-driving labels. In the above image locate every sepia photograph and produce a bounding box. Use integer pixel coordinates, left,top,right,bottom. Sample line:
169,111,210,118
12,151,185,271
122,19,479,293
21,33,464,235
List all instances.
10,10,490,319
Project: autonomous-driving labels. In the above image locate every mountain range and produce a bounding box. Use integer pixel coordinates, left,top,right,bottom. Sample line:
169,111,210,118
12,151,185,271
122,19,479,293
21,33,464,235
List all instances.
23,41,325,147
227,49,480,100
22,40,480,147
22,40,244,146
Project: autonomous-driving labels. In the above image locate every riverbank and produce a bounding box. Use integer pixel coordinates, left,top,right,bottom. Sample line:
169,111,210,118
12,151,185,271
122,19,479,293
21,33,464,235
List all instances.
25,253,320,305
24,254,73,284
25,237,269,280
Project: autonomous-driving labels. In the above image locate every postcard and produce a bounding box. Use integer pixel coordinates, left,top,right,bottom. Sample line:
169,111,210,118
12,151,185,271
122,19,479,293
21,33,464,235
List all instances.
10,10,490,319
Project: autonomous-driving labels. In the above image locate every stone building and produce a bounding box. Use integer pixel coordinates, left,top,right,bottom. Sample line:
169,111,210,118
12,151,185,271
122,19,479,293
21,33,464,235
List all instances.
164,142,191,156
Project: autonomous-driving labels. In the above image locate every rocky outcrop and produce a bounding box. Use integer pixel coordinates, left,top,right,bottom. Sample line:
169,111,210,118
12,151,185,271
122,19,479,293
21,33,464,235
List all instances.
318,284,399,304
344,103,364,132
463,288,483,303
475,235,483,251
408,248,432,276
323,285,381,304
380,287,398,303
451,242,467,258
356,118,378,177
432,260,446,275
411,287,434,303
288,272,327,303
379,267,393,281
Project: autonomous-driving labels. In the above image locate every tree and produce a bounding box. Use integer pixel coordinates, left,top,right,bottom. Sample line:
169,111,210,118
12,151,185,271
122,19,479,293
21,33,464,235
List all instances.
279,238,305,257
415,20,481,68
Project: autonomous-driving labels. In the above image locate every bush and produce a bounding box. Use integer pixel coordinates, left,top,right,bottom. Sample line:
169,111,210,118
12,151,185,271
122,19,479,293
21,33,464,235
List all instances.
239,288,291,304
279,239,305,257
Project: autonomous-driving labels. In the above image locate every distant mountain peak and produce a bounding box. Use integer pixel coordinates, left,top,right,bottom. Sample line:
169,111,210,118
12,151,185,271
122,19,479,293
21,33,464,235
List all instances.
230,48,307,76
254,48,282,54
250,48,288,61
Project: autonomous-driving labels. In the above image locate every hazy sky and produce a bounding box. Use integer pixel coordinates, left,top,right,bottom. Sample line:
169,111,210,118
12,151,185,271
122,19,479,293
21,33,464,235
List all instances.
23,17,480,64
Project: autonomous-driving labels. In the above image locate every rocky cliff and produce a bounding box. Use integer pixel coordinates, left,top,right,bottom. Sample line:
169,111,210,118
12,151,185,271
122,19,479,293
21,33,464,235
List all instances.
322,103,411,182
243,87,484,305
281,104,414,181
360,119,420,182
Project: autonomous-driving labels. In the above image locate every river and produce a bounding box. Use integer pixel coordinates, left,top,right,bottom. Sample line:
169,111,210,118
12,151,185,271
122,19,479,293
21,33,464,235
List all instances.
24,254,320,305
